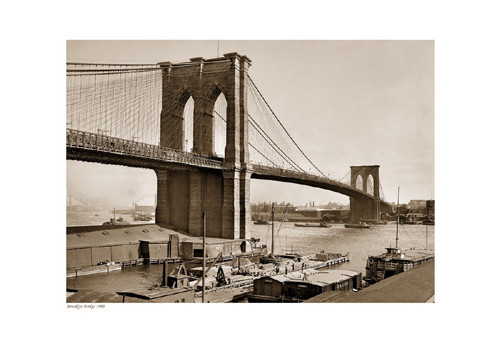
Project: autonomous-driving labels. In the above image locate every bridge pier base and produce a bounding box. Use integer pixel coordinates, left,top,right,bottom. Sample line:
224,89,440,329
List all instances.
350,197,380,223
155,168,250,242
155,169,223,237
349,165,381,223
222,170,241,240
239,170,252,252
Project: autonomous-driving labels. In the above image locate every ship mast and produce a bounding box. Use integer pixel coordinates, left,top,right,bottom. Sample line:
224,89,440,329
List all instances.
396,186,400,249
271,202,275,255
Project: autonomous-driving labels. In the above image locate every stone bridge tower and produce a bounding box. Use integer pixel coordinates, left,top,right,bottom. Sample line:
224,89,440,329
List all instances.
349,165,381,222
155,53,252,245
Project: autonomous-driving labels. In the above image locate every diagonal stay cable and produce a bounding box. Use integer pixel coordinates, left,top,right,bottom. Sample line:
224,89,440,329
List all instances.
215,110,300,171
248,115,305,172
248,76,328,178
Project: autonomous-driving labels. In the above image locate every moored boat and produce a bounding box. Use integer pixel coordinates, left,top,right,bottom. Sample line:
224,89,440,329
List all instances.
364,247,434,284
344,223,370,229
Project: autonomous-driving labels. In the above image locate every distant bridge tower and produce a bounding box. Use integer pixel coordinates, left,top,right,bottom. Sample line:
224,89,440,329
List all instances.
155,53,252,244
349,165,381,222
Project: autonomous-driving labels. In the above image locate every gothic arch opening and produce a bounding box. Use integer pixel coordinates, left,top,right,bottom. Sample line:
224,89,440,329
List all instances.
213,92,227,157
183,96,194,152
367,174,374,196
355,175,363,190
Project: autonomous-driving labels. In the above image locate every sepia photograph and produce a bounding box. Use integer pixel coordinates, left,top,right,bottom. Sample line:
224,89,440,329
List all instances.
66,40,434,304
4,1,500,341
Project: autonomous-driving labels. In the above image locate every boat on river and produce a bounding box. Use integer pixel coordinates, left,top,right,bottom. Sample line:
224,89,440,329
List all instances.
362,219,387,225
134,213,153,221
364,247,434,284
103,217,130,225
294,222,332,228
404,220,423,225
344,223,370,229
103,208,130,225
254,219,270,225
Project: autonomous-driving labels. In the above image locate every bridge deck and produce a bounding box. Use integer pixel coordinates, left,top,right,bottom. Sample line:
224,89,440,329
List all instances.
67,129,387,203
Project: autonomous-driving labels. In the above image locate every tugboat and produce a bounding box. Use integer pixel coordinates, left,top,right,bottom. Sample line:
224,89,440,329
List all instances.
134,212,153,221
103,217,130,225
103,208,130,225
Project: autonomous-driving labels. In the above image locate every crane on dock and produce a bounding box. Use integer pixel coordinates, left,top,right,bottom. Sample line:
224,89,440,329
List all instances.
191,252,228,289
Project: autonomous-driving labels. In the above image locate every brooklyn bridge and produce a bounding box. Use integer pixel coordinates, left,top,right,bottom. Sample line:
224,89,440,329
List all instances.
66,53,392,242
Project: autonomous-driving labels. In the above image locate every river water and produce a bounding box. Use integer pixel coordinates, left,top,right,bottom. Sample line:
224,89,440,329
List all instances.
67,210,153,226
66,218,434,295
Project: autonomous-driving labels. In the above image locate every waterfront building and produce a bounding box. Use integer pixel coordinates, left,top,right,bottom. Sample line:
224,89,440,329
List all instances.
408,200,427,210
406,209,426,222
426,200,435,219
66,224,250,272
134,195,156,214
250,269,361,302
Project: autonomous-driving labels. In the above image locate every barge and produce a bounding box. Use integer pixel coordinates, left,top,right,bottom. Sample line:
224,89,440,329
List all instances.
294,222,332,228
364,247,434,284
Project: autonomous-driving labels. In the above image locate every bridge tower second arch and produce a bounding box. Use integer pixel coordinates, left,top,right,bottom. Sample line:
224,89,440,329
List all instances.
349,165,381,222
155,53,252,244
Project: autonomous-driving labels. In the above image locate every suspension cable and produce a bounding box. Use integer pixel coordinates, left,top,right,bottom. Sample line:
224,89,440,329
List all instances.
248,76,328,178
215,110,301,171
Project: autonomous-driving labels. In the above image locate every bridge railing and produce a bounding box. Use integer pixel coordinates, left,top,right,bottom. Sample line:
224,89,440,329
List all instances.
66,129,222,169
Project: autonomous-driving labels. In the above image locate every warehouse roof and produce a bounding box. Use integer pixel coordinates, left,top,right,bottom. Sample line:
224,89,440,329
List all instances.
67,224,246,249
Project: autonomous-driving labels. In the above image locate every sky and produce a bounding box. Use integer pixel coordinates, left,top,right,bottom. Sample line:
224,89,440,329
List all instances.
66,40,434,206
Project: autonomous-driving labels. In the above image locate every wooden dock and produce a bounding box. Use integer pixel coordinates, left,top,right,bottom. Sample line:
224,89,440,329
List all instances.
143,258,181,265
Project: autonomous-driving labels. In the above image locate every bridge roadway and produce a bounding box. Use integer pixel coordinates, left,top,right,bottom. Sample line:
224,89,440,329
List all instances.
67,129,380,202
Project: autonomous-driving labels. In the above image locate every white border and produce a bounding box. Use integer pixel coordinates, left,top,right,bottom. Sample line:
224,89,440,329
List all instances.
3,1,500,341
